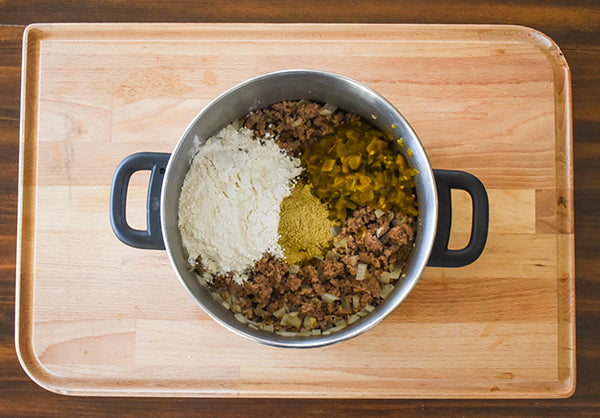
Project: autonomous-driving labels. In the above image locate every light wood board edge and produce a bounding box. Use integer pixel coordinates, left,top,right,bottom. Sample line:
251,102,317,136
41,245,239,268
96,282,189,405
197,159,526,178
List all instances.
545,29,576,398
14,22,576,398
523,24,576,398
15,24,50,395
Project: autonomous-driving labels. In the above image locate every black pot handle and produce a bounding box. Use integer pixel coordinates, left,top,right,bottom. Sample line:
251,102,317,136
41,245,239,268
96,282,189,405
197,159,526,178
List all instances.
428,169,489,267
110,152,171,250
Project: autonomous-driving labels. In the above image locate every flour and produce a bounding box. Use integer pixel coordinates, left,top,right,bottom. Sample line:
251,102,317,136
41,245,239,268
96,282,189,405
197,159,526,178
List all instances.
178,124,302,282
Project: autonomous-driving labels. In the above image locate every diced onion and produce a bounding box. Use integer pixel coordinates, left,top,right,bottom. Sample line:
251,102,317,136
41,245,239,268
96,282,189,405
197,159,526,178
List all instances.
321,292,339,304
356,263,367,280
289,264,300,274
334,238,348,248
347,255,358,266
276,331,298,337
390,264,403,274
380,284,394,299
374,209,385,218
273,306,287,319
380,270,400,284
234,313,249,324
326,250,340,261
319,102,338,115
334,319,347,328
393,214,408,226
352,294,360,308
281,312,302,330
348,314,360,324
303,316,318,330
330,225,341,237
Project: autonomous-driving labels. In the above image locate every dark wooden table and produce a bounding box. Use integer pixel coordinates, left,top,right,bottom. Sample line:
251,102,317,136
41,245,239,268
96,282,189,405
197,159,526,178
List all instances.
1,1,599,416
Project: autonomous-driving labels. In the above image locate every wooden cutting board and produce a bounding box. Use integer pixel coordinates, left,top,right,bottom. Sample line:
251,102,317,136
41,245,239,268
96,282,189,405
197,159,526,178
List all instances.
16,23,574,398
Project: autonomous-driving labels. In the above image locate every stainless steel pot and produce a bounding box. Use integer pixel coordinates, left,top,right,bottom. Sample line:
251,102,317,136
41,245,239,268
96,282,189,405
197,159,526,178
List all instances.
110,69,488,348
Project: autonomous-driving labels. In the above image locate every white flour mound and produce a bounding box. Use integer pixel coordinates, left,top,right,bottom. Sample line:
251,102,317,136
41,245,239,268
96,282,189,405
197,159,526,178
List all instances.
178,124,302,282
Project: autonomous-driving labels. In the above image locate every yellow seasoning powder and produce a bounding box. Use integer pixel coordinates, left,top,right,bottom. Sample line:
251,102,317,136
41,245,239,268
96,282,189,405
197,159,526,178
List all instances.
278,182,337,265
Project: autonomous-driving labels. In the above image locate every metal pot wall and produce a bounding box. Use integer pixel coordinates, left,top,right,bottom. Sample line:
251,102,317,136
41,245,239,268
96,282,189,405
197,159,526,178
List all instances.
110,70,489,348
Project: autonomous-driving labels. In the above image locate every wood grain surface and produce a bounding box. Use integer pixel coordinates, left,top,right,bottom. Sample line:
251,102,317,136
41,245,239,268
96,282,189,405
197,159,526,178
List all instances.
14,22,574,399
1,1,599,416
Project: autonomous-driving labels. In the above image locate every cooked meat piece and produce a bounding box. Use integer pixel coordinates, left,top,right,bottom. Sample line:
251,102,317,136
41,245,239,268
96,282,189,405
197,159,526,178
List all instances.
320,260,345,279
243,100,357,156
383,223,414,246
361,231,384,253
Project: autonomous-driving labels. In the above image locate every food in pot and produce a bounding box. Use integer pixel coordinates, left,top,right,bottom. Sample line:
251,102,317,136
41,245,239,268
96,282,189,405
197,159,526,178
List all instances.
243,99,358,156
209,206,414,335
302,119,418,220
178,100,417,335
178,123,302,283
278,182,337,266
